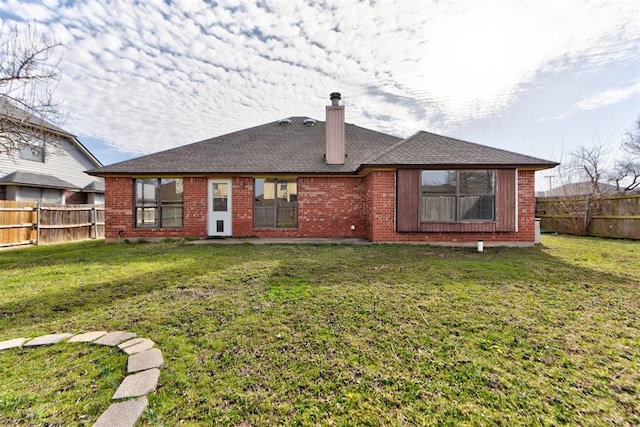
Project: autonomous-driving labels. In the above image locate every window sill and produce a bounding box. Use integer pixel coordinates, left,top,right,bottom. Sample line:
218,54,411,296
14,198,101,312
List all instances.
416,222,498,233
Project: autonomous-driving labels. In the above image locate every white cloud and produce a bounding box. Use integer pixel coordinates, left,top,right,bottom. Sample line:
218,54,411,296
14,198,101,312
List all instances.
575,82,640,111
0,0,638,159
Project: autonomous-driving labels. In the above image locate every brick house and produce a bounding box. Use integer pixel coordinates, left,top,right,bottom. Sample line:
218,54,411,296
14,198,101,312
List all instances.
89,93,557,246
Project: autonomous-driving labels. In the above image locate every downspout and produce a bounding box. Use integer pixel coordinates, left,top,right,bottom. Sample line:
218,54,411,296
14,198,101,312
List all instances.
514,169,519,232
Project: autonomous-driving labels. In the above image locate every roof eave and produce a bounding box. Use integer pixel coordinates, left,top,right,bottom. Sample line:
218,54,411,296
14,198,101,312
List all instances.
358,162,560,172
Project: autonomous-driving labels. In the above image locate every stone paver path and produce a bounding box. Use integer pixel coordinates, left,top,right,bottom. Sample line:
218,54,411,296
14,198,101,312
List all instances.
0,330,163,427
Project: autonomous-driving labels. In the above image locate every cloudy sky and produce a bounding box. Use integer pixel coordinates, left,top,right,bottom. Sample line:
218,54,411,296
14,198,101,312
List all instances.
2,0,639,189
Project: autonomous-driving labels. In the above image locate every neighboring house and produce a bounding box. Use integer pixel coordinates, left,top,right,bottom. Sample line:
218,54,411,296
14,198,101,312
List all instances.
89,93,557,246
536,182,620,199
0,101,104,204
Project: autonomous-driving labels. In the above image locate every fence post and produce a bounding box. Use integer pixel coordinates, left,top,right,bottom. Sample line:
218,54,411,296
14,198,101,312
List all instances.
92,204,98,239
583,195,591,236
36,203,41,245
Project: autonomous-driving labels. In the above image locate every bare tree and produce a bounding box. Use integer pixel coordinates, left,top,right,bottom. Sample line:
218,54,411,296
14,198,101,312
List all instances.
0,22,64,159
612,116,640,191
622,116,640,154
542,138,614,236
569,137,612,195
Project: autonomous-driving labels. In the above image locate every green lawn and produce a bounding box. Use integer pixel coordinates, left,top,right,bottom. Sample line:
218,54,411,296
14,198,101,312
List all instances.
0,235,638,425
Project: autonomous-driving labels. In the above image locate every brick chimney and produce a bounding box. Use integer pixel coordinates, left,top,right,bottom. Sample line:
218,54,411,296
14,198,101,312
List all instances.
325,92,345,164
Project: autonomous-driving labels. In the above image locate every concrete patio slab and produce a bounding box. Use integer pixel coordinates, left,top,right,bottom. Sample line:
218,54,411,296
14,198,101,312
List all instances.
0,337,28,350
128,348,164,373
68,331,107,343
113,368,160,399
24,333,72,347
94,331,137,346
188,237,370,245
93,396,147,427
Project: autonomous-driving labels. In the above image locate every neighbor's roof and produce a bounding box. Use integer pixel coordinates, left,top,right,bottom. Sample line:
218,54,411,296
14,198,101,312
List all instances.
83,180,105,193
0,98,103,168
537,182,620,198
0,171,80,190
366,131,558,169
0,98,74,138
88,117,557,176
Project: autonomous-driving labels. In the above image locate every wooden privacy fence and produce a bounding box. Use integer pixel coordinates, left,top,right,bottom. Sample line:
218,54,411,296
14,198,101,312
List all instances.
536,194,640,240
0,201,105,248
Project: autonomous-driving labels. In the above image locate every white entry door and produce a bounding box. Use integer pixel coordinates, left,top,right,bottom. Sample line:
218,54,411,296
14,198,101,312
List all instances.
208,179,232,236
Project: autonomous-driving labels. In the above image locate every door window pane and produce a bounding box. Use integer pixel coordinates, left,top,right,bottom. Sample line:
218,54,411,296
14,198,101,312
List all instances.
213,183,228,212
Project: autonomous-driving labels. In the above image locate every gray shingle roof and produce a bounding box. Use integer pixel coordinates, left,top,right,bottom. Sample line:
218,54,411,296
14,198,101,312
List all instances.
89,117,401,175
366,131,558,168
88,118,557,176
0,171,80,190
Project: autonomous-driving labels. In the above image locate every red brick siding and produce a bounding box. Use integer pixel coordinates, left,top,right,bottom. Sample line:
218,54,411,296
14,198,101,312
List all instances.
104,176,207,241
105,171,537,245
232,176,367,238
65,191,87,204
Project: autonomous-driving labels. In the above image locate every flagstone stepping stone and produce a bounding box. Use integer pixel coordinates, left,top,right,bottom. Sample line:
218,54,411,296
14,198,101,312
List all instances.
0,330,162,426
0,337,28,350
24,333,73,346
94,331,137,346
93,396,147,427
128,348,164,373
113,368,160,399
68,331,107,343
118,337,146,349
121,338,155,355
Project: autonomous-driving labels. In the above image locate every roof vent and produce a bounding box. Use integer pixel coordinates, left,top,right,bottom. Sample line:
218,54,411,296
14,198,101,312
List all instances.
303,118,316,127
278,118,291,126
